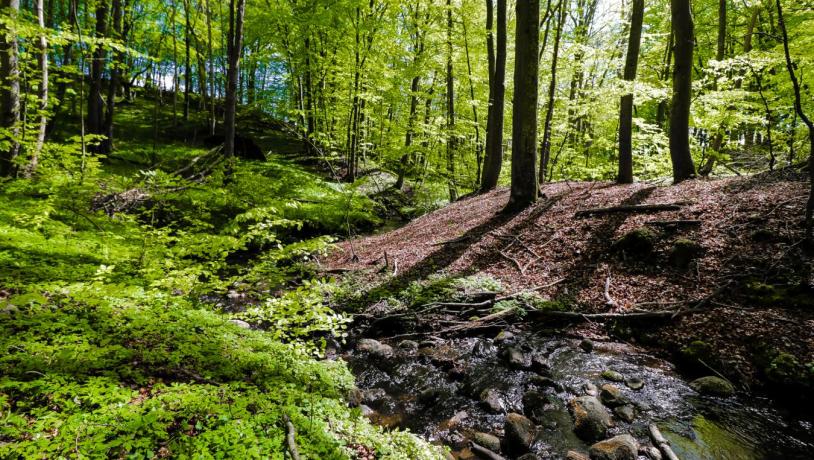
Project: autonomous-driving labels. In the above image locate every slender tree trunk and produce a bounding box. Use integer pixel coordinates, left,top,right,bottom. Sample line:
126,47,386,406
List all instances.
224,0,246,160
445,0,457,201
101,0,122,155
507,0,539,210
775,0,814,238
205,0,215,134
699,0,727,176
27,0,49,176
480,0,506,191
656,31,673,129
0,0,21,178
462,19,482,187
540,0,566,184
183,0,192,121
171,0,179,125
668,0,696,183
617,0,644,184
88,0,108,150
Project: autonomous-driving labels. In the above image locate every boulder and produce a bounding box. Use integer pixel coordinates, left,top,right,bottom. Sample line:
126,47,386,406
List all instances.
579,339,595,353
398,340,419,351
668,239,703,269
582,382,599,396
356,338,394,359
599,384,628,408
624,378,644,391
530,375,564,392
588,434,638,460
601,370,625,383
494,330,515,343
613,405,636,423
472,432,502,453
502,413,536,456
567,451,590,460
612,228,656,258
502,346,531,369
480,388,506,414
228,319,252,329
522,390,550,422
569,396,612,442
689,376,735,397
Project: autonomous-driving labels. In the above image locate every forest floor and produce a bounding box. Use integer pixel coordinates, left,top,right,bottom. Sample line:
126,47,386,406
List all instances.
325,171,814,398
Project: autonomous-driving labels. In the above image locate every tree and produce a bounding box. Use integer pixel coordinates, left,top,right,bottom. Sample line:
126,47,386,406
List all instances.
668,0,696,183
698,0,727,176
0,0,21,178
507,0,539,210
617,0,644,184
88,0,109,151
27,0,48,176
480,0,506,192
224,0,246,160
776,0,814,238
445,0,457,201
539,0,565,184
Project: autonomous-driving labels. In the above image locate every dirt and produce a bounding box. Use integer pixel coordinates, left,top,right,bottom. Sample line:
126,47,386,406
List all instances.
324,172,814,396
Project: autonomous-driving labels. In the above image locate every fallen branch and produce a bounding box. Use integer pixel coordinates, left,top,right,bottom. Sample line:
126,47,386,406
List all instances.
645,219,702,227
283,415,302,460
575,203,684,217
649,424,680,460
470,442,507,460
603,275,619,308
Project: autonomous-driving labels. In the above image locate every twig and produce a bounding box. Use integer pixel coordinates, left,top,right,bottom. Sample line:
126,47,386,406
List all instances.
470,442,507,460
603,275,619,308
283,415,302,460
649,424,680,460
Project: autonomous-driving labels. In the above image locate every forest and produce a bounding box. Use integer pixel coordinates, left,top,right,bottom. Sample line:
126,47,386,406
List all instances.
1,0,813,458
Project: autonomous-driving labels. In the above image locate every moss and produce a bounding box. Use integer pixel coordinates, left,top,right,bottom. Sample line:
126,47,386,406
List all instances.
668,239,703,269
743,281,814,308
663,416,761,460
611,228,656,259
681,340,713,362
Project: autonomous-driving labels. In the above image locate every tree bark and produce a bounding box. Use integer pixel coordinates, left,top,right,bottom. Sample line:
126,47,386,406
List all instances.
617,0,644,184
507,0,539,211
539,0,565,184
668,0,696,183
101,0,123,155
446,0,458,201
0,0,21,178
88,0,109,151
698,0,727,176
224,0,246,160
28,0,49,176
480,0,506,191
183,0,192,121
775,0,814,238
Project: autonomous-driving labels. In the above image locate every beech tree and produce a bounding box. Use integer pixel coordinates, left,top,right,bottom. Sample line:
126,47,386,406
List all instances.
480,0,506,192
224,0,247,160
668,0,696,183
507,0,539,210
617,0,644,184
0,0,21,178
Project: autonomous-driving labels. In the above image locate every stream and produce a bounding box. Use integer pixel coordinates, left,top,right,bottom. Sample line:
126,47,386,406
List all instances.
344,329,814,459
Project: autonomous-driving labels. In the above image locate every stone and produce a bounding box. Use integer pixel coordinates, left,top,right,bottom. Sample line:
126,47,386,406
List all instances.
624,378,644,391
502,413,536,456
480,388,506,413
588,434,638,460
599,384,627,408
359,404,375,417
228,319,252,329
472,432,501,453
530,375,564,392
613,405,636,423
601,370,625,382
583,382,599,396
689,376,735,397
579,339,595,353
567,451,590,460
356,338,394,359
668,239,703,269
502,346,531,369
531,355,551,374
641,446,662,460
569,396,612,442
360,388,387,406
494,330,515,343
419,387,443,404
612,228,656,258
522,390,550,422
398,340,419,351
472,340,493,357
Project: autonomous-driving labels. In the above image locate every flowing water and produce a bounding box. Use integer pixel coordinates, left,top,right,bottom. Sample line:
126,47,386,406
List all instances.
344,331,814,459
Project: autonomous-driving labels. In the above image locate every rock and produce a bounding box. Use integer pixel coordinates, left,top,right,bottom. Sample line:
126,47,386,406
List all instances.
601,370,625,383
624,378,644,391
517,455,540,460
418,340,437,349
641,446,662,460
522,390,550,422
502,413,536,456
472,432,502,453
359,404,375,417
356,339,394,359
668,239,703,269
228,319,252,329
360,388,387,406
398,340,419,351
530,375,564,392
582,382,599,396
447,364,468,381
502,346,531,369
347,387,364,406
580,339,595,353
689,376,735,397
494,330,515,343
613,405,636,423
567,451,590,460
480,388,506,413
472,340,493,357
599,384,627,408
531,355,551,374
588,434,638,460
569,396,612,442
419,387,443,404
612,228,656,258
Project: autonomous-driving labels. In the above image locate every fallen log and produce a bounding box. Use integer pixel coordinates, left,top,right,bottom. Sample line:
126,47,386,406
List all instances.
470,442,507,460
645,219,703,227
575,203,684,217
649,424,680,460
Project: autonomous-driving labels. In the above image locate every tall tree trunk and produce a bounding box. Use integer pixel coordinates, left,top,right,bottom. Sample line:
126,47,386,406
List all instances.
617,0,644,184
28,0,48,176
462,18,482,187
699,0,727,176
656,31,673,129
88,0,108,150
171,0,179,125
668,0,696,183
205,0,215,134
445,0,457,201
224,0,246,160
507,0,539,210
0,0,21,178
539,0,565,184
775,0,814,238
183,0,192,121
480,0,506,191
101,0,122,155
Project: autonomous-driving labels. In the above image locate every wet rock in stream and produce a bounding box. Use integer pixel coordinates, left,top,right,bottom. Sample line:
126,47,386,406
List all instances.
569,396,613,442
502,413,536,456
588,434,638,460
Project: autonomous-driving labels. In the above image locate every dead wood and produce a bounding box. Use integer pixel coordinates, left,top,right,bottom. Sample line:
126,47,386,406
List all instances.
645,219,703,227
649,424,680,460
283,415,302,460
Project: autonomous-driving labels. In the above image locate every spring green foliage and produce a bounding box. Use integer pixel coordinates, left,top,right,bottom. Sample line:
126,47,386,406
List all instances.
0,101,444,458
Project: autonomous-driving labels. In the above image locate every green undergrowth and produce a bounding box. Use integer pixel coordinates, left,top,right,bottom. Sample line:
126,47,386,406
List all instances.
0,111,443,458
